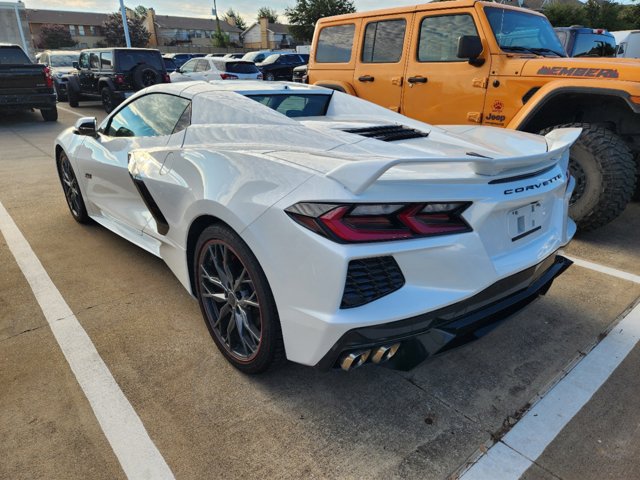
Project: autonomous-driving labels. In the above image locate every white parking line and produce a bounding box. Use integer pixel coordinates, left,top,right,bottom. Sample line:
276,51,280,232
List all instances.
0,201,175,480
460,299,640,480
563,254,640,284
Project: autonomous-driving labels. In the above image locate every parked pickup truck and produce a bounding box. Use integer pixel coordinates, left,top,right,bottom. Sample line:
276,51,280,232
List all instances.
0,44,57,121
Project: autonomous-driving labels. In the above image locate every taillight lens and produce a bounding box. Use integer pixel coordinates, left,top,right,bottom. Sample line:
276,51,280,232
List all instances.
114,74,125,85
285,202,472,243
163,73,171,83
220,73,238,80
43,66,53,88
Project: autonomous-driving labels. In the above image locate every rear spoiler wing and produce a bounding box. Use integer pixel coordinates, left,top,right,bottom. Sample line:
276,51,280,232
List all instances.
325,128,581,194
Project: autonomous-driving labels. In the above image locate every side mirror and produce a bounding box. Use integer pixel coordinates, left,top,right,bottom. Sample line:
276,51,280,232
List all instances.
72,61,79,69
457,35,485,66
74,117,98,137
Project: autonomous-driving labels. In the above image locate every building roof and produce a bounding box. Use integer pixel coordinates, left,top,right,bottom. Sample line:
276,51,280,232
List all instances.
244,22,291,36
153,14,242,33
26,9,109,26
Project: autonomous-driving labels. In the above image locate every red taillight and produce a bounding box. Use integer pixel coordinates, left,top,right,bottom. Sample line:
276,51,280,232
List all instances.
114,74,125,85
220,73,239,80
286,202,471,243
43,66,53,88
163,73,171,83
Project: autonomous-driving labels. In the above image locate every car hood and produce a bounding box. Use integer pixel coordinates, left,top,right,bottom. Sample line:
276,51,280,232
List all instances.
520,57,640,80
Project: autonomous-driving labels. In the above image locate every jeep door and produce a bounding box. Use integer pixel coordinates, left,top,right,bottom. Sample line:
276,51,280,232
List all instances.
77,52,93,93
401,10,491,124
352,14,412,113
74,93,191,232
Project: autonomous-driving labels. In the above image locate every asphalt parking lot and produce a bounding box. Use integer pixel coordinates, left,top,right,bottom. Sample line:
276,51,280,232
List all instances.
1,104,639,480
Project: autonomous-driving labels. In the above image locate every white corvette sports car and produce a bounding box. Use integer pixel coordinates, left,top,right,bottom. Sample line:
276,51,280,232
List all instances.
55,81,578,373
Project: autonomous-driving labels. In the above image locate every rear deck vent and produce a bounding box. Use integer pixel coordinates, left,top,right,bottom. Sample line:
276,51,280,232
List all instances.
342,125,429,142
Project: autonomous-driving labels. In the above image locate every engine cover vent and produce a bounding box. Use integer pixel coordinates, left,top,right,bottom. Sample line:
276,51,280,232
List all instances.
342,125,429,142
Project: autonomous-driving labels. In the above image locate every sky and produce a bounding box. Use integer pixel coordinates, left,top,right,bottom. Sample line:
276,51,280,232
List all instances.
23,0,422,22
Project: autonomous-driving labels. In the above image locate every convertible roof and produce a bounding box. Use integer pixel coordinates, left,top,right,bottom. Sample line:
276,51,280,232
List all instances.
143,80,329,100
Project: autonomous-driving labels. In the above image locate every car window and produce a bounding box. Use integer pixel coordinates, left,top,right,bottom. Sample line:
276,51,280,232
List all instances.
116,50,164,71
106,94,191,137
572,34,616,57
89,53,100,69
0,46,31,64
226,62,259,74
362,19,406,63
50,54,78,67
181,59,198,73
245,94,331,117
316,24,355,63
79,52,90,69
195,59,210,72
418,14,479,62
101,52,113,69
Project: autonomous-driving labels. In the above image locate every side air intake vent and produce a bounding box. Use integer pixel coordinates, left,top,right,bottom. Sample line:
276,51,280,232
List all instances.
342,125,429,142
341,256,405,309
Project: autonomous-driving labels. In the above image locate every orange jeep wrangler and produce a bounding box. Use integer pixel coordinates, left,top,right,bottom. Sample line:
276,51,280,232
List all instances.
308,0,640,230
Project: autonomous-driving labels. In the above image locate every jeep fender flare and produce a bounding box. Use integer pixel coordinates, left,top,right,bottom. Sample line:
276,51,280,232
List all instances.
312,81,356,96
97,77,116,92
65,75,81,93
507,79,640,131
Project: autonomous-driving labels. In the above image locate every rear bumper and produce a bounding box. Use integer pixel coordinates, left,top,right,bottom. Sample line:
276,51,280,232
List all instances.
315,254,572,371
0,92,56,109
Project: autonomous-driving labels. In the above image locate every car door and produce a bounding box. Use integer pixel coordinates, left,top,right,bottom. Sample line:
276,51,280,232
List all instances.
78,52,92,92
74,93,191,232
177,58,199,81
401,10,491,124
89,52,101,93
193,59,218,81
352,15,411,113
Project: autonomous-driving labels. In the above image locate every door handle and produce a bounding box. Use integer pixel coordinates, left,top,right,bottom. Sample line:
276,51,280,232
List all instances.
407,76,428,84
358,75,375,82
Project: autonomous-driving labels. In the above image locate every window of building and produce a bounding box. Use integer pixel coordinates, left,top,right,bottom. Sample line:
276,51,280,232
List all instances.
89,25,97,35
78,25,85,36
417,14,479,62
361,19,406,63
315,24,355,63
69,25,77,35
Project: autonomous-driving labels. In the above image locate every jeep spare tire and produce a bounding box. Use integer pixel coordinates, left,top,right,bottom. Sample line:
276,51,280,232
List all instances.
132,64,161,89
540,123,636,231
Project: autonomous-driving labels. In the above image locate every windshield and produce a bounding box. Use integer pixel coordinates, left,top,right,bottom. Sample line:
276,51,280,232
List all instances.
50,54,78,67
485,7,566,57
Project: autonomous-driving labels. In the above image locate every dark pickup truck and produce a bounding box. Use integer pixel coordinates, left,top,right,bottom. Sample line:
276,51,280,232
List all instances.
0,44,57,121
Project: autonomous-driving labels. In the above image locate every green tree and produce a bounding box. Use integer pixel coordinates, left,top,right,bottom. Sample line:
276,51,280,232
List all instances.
584,0,623,30
543,4,586,27
256,7,278,23
223,8,247,30
285,0,356,42
38,24,76,49
102,13,150,47
134,5,149,19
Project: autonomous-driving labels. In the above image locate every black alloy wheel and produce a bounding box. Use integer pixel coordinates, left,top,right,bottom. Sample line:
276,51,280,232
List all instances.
194,224,284,373
101,87,114,113
141,69,157,87
57,150,90,223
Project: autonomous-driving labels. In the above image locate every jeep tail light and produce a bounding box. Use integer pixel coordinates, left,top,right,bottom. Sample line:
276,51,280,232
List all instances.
114,74,125,85
43,66,53,88
220,73,238,80
285,202,472,243
163,73,171,83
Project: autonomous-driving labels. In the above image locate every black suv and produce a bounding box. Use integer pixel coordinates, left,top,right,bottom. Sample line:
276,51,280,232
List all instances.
256,53,309,81
66,48,169,112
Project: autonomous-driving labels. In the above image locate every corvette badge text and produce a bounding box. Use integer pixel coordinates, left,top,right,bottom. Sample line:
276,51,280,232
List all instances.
504,173,563,195
537,66,619,78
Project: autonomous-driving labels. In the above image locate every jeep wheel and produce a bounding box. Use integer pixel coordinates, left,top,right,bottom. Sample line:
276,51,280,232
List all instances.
68,86,80,107
101,87,115,113
132,64,161,90
540,123,636,231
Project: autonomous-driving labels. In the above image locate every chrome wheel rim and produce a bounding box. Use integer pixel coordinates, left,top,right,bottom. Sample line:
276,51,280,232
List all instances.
199,241,262,361
60,154,81,217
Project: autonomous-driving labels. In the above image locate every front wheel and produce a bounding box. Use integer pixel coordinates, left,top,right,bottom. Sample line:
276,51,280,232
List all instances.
540,123,636,231
57,150,91,223
265,72,275,81
194,224,284,374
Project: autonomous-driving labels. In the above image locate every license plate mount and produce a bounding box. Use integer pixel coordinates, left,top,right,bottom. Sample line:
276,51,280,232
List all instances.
509,202,543,242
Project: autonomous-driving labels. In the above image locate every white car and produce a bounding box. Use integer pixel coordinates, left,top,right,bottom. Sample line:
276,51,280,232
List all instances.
170,57,262,82
54,81,578,374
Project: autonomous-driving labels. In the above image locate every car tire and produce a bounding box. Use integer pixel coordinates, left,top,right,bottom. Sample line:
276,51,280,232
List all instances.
132,64,161,89
540,123,636,231
194,224,285,374
41,107,58,122
101,87,115,113
56,149,91,224
265,72,275,81
68,86,80,107
55,85,68,102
